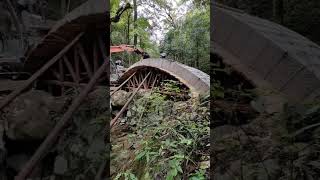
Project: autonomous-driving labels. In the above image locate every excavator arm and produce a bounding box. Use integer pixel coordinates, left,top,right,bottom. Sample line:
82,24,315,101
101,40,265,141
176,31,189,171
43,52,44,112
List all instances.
110,44,144,55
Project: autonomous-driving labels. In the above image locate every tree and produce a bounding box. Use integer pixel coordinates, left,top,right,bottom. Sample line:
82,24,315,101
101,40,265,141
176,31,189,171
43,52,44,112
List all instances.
133,0,137,46
273,0,284,24
161,6,210,73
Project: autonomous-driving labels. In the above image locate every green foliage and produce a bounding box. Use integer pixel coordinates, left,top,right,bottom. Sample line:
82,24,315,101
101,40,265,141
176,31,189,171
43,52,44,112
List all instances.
113,91,210,179
111,0,160,58
111,0,210,71
161,7,210,74
161,80,181,93
211,81,224,99
115,171,138,180
189,169,206,180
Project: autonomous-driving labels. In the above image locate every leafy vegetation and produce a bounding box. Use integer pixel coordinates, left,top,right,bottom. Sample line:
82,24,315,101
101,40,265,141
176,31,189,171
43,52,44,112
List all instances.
111,0,159,58
160,6,210,74
111,83,210,179
111,0,210,74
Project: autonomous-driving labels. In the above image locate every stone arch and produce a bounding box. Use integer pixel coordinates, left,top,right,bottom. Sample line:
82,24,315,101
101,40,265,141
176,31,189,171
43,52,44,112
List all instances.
212,4,320,102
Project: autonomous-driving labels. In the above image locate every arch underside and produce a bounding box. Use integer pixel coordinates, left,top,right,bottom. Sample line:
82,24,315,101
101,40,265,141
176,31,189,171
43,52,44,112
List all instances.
15,0,109,96
119,59,210,96
23,0,108,73
212,5,320,102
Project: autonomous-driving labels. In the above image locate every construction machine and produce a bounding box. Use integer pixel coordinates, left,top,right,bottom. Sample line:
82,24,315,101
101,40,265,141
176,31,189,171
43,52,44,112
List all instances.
110,44,149,82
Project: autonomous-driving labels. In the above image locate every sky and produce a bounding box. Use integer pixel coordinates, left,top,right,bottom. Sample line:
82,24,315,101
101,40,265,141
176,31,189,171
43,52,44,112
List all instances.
137,0,192,44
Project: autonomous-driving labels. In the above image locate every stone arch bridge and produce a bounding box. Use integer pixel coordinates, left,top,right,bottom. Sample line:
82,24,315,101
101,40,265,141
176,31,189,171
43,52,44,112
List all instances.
212,4,320,102
117,58,210,96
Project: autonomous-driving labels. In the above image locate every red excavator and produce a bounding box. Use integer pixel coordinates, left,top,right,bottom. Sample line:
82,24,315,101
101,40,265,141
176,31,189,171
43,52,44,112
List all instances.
110,44,149,82
111,44,150,58
111,44,143,54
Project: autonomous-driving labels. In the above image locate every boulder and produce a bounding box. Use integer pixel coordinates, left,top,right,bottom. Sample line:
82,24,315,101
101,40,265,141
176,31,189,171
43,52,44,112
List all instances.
111,90,131,107
84,87,110,114
3,90,65,140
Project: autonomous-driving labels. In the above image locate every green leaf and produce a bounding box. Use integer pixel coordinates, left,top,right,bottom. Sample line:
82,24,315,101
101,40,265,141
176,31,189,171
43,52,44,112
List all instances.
189,169,206,180
135,151,146,161
166,168,178,180
180,138,193,145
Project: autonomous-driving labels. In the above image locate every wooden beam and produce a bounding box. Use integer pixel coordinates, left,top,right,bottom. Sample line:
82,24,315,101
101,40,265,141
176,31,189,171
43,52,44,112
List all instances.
43,80,84,88
133,75,139,87
111,72,151,128
59,58,65,94
77,43,93,78
110,72,136,96
151,74,158,89
128,79,134,88
143,72,148,89
43,80,107,89
147,72,153,88
74,47,80,82
0,32,84,111
93,41,99,72
63,56,78,83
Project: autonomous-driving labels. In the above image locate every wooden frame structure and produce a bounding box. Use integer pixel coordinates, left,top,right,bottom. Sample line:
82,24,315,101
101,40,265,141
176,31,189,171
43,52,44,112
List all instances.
39,34,108,95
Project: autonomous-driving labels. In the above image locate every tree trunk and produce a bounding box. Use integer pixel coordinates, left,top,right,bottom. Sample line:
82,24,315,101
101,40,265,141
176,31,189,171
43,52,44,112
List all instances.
196,41,199,68
127,12,130,44
133,0,138,46
273,0,284,24
61,0,66,17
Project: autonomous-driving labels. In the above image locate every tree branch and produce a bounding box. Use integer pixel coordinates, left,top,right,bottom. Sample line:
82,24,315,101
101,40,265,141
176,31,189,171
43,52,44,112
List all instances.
111,3,132,23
